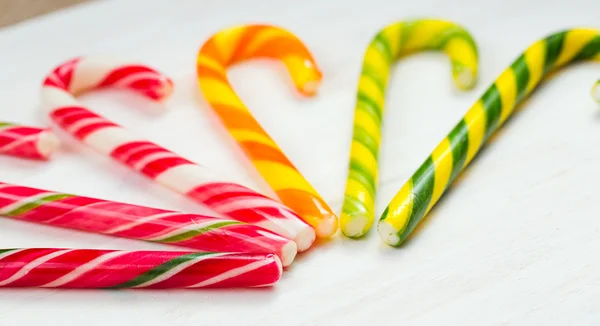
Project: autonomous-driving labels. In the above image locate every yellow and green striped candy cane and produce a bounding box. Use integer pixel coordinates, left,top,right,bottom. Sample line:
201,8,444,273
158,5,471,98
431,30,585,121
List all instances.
378,28,600,246
340,19,479,238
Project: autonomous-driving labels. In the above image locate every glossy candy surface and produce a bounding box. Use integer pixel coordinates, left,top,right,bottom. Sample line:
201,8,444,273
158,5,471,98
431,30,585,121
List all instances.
0,123,58,160
40,56,314,251
197,25,337,238
0,248,282,289
340,19,479,238
0,182,297,266
379,28,600,246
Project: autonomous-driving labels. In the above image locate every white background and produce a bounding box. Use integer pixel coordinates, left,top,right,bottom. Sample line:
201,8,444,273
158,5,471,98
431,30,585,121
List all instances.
0,0,599,325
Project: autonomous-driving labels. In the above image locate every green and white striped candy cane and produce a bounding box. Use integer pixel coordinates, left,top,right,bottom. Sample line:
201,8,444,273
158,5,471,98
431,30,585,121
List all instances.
379,28,600,246
340,19,479,238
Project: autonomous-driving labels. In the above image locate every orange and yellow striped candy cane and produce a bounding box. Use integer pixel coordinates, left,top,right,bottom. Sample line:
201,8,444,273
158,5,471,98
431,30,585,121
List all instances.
197,24,338,237
340,19,479,238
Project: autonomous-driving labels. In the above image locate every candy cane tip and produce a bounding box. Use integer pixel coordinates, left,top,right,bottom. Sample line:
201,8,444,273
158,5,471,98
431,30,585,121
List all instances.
156,77,175,101
300,80,320,96
378,221,401,247
314,215,339,238
252,254,283,287
272,254,283,275
455,68,477,91
592,82,600,103
340,214,369,238
294,226,317,252
280,241,298,267
36,130,60,159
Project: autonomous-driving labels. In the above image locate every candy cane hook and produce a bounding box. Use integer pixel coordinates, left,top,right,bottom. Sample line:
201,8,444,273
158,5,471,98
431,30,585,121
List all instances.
40,56,314,252
340,19,479,238
197,24,338,237
379,28,600,246
0,122,58,160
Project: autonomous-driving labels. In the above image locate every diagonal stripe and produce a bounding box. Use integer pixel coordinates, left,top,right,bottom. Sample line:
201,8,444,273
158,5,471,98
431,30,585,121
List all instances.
149,220,243,243
361,65,387,94
573,35,600,60
405,157,435,233
427,138,453,214
356,93,383,123
510,54,530,102
65,117,107,134
0,249,25,260
110,71,163,89
342,194,368,215
448,119,470,182
42,200,108,224
41,251,128,287
112,252,221,289
352,126,379,158
0,249,72,286
1,192,72,217
188,258,273,288
132,151,180,171
496,69,518,123
372,33,393,63
212,196,285,216
133,253,225,288
349,160,376,195
481,85,502,139
104,211,186,234
543,31,567,73
523,40,546,93
0,133,39,153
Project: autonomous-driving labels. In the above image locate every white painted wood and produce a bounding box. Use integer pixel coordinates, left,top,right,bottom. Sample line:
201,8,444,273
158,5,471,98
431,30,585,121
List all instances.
0,0,598,324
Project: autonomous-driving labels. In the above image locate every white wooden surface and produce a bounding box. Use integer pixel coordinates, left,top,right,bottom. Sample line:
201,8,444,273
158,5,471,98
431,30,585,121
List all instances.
0,0,599,325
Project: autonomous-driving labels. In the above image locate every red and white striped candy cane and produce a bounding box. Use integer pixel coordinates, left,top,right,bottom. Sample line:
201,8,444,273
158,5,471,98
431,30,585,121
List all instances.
0,248,282,289
0,122,58,160
40,57,315,251
0,181,297,266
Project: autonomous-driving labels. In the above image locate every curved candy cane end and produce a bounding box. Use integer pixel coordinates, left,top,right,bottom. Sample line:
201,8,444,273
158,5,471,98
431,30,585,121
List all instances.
154,76,175,102
294,225,317,252
340,213,371,238
43,56,174,103
280,240,298,267
453,66,477,91
286,57,323,96
377,220,402,246
36,130,60,159
593,81,600,103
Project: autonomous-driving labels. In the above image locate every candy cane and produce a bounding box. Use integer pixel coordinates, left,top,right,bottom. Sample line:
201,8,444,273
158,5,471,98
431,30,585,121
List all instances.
40,57,315,251
0,248,281,289
378,28,600,246
197,24,338,237
0,122,58,160
340,19,479,238
0,182,297,266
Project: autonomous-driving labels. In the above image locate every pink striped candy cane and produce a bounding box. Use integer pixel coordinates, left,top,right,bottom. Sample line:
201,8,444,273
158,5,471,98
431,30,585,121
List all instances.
40,57,315,251
0,122,58,160
0,248,282,289
0,181,297,266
